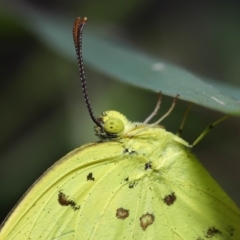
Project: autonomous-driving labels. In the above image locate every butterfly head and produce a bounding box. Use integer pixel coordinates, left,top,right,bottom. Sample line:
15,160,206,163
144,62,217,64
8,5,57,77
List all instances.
95,111,128,140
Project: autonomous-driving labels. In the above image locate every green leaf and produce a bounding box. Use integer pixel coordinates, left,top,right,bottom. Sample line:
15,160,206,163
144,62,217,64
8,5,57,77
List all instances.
12,7,240,114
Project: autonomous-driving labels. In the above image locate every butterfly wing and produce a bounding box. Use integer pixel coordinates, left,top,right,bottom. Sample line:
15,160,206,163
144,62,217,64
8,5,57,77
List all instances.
1,133,240,240
150,144,240,239
0,142,124,239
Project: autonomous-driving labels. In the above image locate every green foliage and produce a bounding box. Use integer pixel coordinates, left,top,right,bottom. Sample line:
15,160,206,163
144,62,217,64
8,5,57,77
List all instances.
20,8,240,114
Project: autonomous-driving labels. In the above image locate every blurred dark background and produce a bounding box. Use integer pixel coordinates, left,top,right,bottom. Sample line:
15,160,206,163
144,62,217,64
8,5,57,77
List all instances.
0,0,240,223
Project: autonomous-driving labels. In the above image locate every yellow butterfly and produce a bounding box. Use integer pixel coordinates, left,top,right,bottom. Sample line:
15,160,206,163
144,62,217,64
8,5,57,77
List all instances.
0,17,239,240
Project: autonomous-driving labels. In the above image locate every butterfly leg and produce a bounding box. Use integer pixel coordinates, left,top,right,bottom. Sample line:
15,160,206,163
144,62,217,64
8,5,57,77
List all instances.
190,115,229,147
176,103,193,136
143,92,162,123
153,94,179,125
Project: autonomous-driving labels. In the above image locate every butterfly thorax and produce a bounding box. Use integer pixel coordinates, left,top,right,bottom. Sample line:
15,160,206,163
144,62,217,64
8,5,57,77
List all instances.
95,110,189,144
94,110,191,176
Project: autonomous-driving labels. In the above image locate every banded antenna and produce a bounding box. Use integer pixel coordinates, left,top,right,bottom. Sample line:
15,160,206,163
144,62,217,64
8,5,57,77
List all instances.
73,17,103,129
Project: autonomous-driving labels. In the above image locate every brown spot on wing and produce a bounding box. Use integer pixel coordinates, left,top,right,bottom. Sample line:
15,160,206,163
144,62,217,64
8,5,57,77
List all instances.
129,182,138,188
123,148,136,154
145,162,152,170
87,172,95,181
58,191,80,211
139,213,155,231
163,192,176,206
116,208,129,219
226,226,234,237
205,227,222,238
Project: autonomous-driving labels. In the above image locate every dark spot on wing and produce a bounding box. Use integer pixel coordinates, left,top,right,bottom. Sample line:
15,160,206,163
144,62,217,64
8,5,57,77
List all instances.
145,162,152,170
123,148,136,154
116,208,129,219
58,191,80,211
87,172,95,181
140,213,155,231
226,226,234,237
124,177,129,182
129,182,138,188
205,226,222,238
123,148,128,154
163,192,176,206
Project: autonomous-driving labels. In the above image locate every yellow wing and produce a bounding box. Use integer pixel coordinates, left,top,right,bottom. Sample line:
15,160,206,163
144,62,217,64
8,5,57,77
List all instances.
1,121,240,239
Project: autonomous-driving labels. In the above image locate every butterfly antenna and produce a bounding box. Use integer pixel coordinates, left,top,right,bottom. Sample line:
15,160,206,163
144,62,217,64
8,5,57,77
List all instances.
73,17,103,129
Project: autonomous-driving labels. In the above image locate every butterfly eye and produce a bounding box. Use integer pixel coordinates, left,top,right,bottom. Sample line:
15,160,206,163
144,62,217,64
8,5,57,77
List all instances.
104,117,124,134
